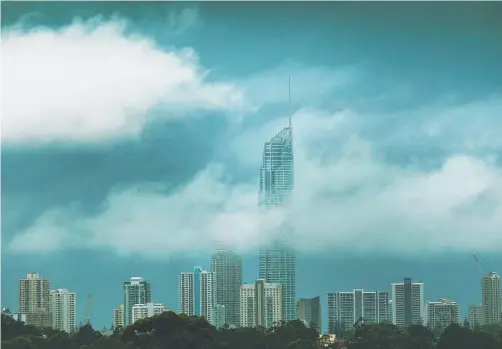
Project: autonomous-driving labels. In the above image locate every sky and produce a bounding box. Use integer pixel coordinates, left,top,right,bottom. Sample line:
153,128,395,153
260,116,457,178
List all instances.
1,1,502,330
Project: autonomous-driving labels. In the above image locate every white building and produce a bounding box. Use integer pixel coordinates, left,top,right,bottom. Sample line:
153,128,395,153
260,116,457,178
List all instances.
240,279,283,328
468,304,483,329
131,303,165,323
327,290,390,332
426,299,460,329
482,272,501,325
113,304,124,329
391,278,425,328
49,289,77,333
178,266,214,323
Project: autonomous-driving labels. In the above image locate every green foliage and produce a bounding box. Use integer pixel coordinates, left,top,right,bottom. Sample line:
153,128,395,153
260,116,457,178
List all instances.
2,313,502,349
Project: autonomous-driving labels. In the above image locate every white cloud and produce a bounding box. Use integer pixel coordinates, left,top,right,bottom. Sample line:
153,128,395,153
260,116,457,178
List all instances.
8,103,502,258
1,18,246,145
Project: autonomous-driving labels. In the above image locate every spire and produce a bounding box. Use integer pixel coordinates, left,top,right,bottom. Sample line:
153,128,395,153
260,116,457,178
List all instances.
288,76,292,138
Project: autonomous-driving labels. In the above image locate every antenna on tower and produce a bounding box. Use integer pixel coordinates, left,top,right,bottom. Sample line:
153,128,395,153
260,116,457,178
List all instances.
83,294,93,326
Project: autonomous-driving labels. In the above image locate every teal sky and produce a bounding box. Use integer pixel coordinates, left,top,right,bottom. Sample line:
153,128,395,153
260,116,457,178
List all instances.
1,1,502,330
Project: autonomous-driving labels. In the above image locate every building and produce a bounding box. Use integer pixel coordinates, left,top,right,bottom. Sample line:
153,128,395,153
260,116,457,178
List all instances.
327,290,390,333
258,121,296,322
2,308,27,323
468,304,483,329
296,296,322,332
123,277,151,326
388,300,393,323
211,248,242,327
425,299,460,329
240,279,283,328
391,278,425,328
113,304,124,329
19,272,51,328
212,304,226,329
131,303,165,323
482,272,501,325
48,289,77,333
178,266,214,323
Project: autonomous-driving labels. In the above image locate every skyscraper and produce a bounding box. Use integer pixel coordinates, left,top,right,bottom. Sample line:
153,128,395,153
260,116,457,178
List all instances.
482,272,501,325
211,248,242,327
123,277,151,326
296,296,322,332
240,279,283,328
327,290,389,333
258,115,296,321
19,273,51,329
425,299,460,329
178,266,214,323
48,288,77,333
391,278,425,328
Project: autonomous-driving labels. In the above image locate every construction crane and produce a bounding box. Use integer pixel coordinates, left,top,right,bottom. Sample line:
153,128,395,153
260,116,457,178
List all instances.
473,253,486,276
83,294,93,326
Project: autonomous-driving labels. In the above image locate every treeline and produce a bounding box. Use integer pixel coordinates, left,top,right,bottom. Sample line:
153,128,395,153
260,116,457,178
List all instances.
2,312,502,349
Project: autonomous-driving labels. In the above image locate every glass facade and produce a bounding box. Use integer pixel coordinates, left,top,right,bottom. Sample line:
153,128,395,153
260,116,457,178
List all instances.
258,124,296,322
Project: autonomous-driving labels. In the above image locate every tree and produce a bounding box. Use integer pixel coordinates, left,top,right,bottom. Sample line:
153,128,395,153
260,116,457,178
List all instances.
406,324,435,349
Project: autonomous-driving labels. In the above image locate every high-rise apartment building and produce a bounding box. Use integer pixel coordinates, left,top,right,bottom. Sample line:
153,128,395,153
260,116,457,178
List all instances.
258,121,296,322
113,304,124,329
48,289,77,333
425,299,460,329
391,278,425,328
240,279,283,328
131,303,165,323
327,290,390,333
19,273,51,328
178,266,214,323
296,296,322,332
482,272,501,325
211,248,242,327
123,277,151,326
468,304,483,329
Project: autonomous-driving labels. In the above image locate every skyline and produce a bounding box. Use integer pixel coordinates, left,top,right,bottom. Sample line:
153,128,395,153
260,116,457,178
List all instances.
7,270,500,333
2,1,502,329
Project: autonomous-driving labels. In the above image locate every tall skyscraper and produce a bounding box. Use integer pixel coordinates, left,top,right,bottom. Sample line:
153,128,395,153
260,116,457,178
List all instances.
468,304,483,329
113,304,124,329
131,303,165,323
296,296,322,332
258,115,296,321
211,248,242,327
240,279,283,328
48,289,77,333
327,290,389,333
391,278,425,328
123,277,151,326
482,272,501,325
178,266,214,323
19,272,51,328
425,299,460,329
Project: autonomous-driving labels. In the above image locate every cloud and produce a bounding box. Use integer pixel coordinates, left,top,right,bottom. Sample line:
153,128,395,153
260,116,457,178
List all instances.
1,18,246,145
8,101,502,258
